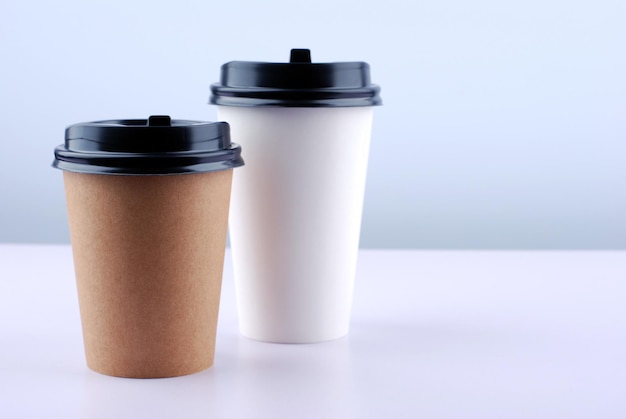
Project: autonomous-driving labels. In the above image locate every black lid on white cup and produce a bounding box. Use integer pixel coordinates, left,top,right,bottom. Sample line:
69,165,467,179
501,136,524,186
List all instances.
210,49,382,107
53,115,244,175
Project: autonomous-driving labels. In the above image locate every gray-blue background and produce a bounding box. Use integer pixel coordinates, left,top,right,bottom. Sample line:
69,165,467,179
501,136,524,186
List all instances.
1,0,624,248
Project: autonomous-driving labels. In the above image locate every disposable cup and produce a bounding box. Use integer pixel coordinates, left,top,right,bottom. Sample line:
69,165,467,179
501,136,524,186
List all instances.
211,50,381,343
53,116,243,377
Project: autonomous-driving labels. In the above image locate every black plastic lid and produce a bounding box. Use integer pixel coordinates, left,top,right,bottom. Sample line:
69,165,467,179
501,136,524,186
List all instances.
53,115,244,175
210,49,382,107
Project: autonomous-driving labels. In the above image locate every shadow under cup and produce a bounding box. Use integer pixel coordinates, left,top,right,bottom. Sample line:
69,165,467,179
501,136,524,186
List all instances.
53,116,243,378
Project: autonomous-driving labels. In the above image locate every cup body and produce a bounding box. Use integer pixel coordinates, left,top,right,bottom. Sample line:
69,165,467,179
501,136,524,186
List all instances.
219,106,373,343
64,169,233,377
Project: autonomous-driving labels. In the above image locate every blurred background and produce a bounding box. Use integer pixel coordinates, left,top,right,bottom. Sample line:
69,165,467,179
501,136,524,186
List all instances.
0,0,624,248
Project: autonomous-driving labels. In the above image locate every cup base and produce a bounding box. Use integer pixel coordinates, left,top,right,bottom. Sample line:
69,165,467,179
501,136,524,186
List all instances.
240,330,350,345
86,359,214,379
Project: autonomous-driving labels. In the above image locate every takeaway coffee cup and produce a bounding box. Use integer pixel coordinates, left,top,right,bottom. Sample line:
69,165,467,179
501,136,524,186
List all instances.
210,49,382,343
53,115,243,378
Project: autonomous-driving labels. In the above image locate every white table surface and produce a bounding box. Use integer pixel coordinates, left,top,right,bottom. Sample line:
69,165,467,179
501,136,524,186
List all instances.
0,244,625,419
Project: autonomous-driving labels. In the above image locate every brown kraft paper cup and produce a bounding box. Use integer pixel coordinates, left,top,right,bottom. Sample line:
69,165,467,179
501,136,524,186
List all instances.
64,169,233,378
54,116,243,378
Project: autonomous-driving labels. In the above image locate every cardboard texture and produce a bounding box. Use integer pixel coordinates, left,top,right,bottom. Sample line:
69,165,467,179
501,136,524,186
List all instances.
63,170,233,378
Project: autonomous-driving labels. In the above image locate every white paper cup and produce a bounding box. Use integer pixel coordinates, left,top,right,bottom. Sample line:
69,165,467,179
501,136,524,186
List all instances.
211,49,381,343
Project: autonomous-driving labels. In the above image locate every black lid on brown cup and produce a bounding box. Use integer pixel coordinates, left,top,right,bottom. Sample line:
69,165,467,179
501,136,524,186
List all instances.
53,115,244,175
210,49,382,107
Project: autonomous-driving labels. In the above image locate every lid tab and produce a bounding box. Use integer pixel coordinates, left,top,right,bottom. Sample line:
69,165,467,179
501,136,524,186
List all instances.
148,115,172,127
290,49,312,63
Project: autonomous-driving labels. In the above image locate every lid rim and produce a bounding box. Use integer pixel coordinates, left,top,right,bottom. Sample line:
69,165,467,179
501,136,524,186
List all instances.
210,84,382,107
53,146,244,175
52,159,243,176
210,96,382,108
211,84,380,97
